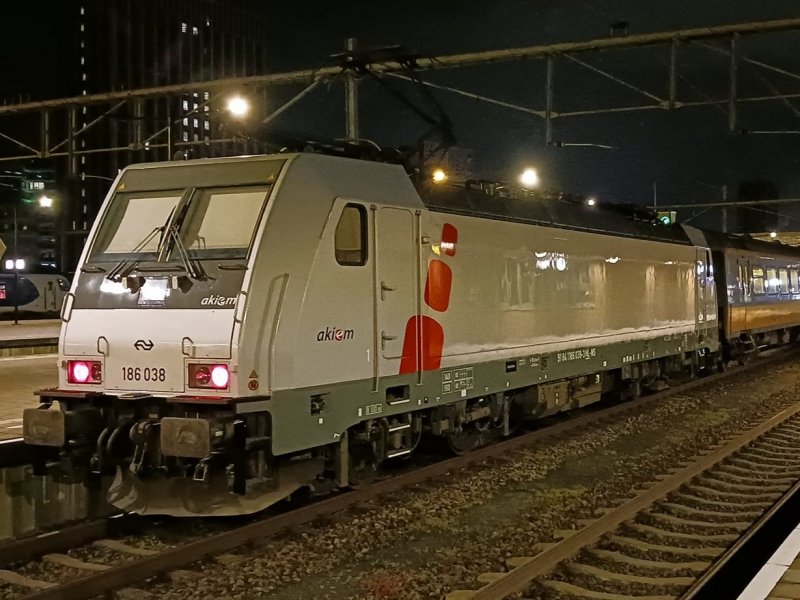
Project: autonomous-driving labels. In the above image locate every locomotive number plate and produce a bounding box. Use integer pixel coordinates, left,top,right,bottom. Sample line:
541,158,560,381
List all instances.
121,366,167,382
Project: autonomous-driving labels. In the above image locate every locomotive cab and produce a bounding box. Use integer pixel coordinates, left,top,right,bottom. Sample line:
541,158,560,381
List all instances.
23,156,302,515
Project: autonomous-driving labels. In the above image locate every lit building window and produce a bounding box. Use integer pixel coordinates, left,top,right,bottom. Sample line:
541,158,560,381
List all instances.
80,6,84,15
183,132,188,142
181,22,187,33
193,118,198,128
204,121,210,131
192,26,199,36
182,100,188,110
182,118,188,126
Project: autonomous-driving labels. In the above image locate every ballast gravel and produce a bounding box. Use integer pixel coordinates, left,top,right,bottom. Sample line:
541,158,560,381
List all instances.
135,357,800,600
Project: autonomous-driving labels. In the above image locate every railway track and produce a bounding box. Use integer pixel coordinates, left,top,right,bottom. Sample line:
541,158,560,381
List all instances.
447,392,800,599
0,350,795,600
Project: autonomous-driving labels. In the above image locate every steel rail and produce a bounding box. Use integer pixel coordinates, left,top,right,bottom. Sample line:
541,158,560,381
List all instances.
0,514,135,569
468,391,800,598
680,478,800,599
15,349,796,600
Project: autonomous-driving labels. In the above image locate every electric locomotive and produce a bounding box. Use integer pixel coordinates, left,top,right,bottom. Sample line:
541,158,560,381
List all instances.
24,153,722,516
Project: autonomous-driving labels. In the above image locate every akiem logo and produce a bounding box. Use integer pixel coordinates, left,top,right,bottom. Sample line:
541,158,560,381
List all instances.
316,326,355,342
201,295,236,306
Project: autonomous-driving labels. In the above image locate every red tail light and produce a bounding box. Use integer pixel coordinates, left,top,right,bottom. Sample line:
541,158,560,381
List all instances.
68,360,102,384
188,364,230,390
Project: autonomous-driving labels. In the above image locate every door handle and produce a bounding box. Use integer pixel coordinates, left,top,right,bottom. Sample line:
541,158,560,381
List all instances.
97,336,109,356
181,336,195,357
380,281,396,301
381,331,397,351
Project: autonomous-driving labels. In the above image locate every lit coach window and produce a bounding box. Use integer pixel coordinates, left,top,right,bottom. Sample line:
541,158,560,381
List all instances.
334,204,367,266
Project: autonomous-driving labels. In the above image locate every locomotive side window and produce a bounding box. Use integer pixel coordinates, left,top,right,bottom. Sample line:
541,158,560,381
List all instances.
335,204,367,266
791,270,799,293
779,269,790,293
752,266,765,295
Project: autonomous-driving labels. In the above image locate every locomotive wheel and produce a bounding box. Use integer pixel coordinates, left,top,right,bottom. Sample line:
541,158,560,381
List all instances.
445,422,492,455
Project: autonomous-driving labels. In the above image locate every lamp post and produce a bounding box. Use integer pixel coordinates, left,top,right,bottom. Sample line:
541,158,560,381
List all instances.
11,206,18,325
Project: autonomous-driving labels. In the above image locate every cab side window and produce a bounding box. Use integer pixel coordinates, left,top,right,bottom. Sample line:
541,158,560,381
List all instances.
334,204,367,266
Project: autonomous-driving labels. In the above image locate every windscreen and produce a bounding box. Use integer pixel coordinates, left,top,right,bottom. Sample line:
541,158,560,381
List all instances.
90,192,182,260
88,185,270,263
176,186,269,259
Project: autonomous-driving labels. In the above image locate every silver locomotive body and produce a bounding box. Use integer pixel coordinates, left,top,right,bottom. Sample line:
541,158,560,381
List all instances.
24,153,720,516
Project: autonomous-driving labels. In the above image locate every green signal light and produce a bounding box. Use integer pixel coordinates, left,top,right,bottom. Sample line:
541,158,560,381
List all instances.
659,215,671,225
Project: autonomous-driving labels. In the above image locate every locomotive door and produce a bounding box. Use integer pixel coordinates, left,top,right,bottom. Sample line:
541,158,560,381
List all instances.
695,249,707,327
376,207,417,378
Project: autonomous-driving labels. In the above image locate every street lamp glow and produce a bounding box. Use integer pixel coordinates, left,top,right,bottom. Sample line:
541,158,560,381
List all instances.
432,168,447,183
519,168,539,189
4,260,11,270
226,95,250,118
770,231,778,238
38,195,53,208
586,197,597,207
15,259,24,270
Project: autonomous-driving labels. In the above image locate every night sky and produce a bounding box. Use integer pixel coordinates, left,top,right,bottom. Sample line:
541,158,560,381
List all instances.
258,0,800,223
3,0,800,227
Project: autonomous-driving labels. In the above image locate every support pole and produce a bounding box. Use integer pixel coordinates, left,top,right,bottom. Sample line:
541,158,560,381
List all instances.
166,99,174,160
545,54,554,145
40,111,50,158
729,34,739,132
669,39,678,109
345,37,359,141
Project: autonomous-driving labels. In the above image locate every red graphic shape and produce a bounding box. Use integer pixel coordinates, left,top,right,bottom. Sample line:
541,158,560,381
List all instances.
399,315,445,374
441,223,458,256
424,259,452,312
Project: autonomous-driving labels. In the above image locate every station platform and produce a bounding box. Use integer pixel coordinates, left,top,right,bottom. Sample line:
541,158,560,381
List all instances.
0,320,61,439
740,523,800,598
0,319,60,342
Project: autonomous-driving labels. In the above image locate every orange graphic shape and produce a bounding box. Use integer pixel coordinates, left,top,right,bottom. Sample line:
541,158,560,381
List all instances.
399,315,445,374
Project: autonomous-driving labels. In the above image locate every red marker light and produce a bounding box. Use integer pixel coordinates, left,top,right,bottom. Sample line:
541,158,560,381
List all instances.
210,365,229,389
188,363,230,390
71,362,90,383
194,366,211,386
67,360,103,384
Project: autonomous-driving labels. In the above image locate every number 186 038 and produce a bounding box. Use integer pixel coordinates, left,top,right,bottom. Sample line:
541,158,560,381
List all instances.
121,366,166,382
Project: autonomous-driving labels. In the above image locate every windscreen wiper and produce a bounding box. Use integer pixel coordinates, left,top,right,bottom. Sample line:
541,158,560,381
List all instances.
165,224,208,281
105,226,163,283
